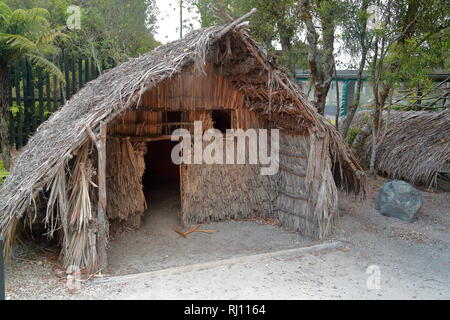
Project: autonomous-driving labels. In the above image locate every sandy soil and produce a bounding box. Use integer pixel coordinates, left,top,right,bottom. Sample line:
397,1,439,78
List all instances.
108,183,311,276
4,178,450,300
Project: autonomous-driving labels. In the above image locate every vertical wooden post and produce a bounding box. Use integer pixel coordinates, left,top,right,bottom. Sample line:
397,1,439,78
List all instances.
85,59,90,83
52,75,57,113
59,53,65,106
14,60,22,148
85,122,109,273
37,68,44,125
23,59,29,141
64,49,70,99
71,49,76,97
45,73,50,120
78,53,83,89
7,68,14,147
28,61,36,133
96,122,108,271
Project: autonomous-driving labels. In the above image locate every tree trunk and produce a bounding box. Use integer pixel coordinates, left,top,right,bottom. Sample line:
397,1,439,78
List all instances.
298,0,335,116
341,0,370,138
314,86,329,115
0,66,11,170
334,63,340,131
415,86,423,109
319,4,335,115
341,49,367,138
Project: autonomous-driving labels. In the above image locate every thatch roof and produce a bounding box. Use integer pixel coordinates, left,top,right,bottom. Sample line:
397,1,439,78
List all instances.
351,109,450,186
0,21,365,250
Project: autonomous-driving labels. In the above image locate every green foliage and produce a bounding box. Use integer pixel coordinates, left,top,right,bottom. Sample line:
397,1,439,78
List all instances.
362,110,371,123
72,0,159,66
346,127,360,146
191,0,308,71
366,0,450,97
0,1,65,82
10,0,160,68
0,159,8,186
339,0,373,68
9,99,53,124
384,32,450,89
8,101,21,116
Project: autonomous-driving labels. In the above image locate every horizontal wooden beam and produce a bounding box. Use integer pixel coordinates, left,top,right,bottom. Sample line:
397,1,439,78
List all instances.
112,122,193,127
108,134,173,142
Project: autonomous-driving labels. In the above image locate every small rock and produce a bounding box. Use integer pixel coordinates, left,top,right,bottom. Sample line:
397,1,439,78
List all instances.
375,180,422,222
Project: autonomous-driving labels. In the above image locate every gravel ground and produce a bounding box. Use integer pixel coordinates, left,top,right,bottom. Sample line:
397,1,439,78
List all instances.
4,178,449,300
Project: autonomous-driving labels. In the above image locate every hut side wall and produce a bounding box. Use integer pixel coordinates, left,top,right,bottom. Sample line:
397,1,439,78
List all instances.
276,133,319,237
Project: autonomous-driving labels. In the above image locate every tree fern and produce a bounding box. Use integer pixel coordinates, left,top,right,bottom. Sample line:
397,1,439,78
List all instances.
27,53,65,83
0,1,67,170
0,2,66,77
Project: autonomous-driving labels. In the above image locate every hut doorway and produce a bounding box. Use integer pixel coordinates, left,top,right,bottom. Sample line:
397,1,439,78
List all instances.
142,139,181,224
143,139,180,187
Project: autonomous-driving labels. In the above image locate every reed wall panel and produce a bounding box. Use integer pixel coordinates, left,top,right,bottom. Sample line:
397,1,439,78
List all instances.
108,111,163,136
181,163,278,225
137,64,245,110
180,137,279,225
233,108,262,129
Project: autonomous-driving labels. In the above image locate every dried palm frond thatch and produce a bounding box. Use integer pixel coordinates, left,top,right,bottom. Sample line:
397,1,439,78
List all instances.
350,109,450,186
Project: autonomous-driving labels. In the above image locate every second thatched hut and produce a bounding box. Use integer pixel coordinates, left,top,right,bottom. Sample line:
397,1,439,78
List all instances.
350,109,450,188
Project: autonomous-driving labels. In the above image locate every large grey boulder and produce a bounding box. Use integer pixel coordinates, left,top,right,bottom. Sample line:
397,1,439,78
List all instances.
375,180,423,222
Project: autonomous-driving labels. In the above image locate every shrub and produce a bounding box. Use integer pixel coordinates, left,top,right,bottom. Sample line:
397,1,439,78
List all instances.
346,127,360,146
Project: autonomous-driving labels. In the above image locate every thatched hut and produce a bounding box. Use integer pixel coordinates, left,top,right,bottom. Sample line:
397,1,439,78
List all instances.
350,110,450,187
0,18,365,273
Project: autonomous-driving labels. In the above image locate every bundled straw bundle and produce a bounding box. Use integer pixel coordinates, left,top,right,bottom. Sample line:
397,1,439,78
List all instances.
106,139,147,233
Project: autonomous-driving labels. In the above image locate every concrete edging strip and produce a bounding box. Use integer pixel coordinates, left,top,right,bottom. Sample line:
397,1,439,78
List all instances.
91,241,343,286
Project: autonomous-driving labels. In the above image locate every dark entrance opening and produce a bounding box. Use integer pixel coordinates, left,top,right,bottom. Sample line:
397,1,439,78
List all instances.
143,139,180,187
212,110,232,133
142,139,181,227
